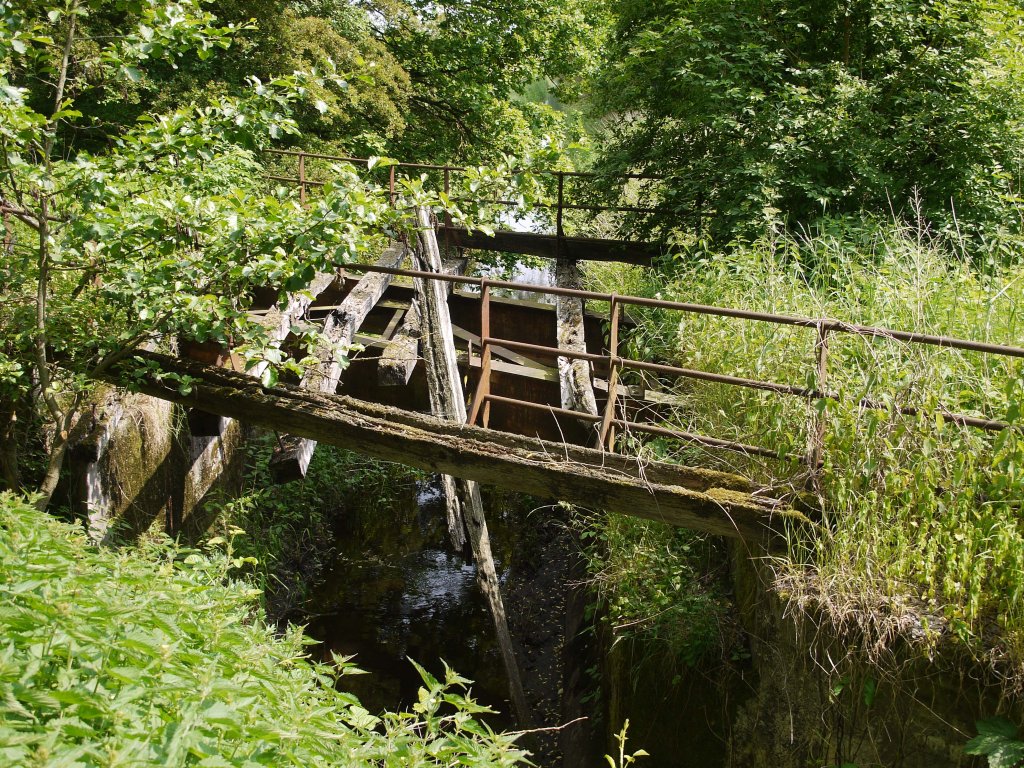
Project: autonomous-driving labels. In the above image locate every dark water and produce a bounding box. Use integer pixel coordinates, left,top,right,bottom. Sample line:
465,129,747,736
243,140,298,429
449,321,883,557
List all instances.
303,480,518,729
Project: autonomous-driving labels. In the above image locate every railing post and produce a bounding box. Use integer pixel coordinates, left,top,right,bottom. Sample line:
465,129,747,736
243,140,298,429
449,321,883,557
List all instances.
389,165,396,208
807,322,830,484
298,152,307,206
599,295,621,451
468,280,493,427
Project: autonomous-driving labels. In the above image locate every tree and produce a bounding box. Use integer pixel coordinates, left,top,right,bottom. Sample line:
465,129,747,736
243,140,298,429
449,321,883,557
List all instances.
363,0,606,162
0,0,413,506
0,0,547,506
14,0,413,158
589,0,1024,252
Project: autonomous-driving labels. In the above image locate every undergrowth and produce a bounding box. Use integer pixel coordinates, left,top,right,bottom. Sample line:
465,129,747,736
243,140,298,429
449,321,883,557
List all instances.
578,512,735,669
0,492,526,767
207,434,423,622
583,215,1024,680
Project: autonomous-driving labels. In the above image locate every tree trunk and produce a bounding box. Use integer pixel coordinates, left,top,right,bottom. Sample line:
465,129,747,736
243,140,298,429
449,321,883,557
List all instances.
0,399,20,492
377,298,422,387
34,415,71,511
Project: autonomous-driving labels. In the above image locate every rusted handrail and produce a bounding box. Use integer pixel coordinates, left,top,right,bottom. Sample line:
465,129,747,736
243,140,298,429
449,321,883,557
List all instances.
265,148,665,180
264,148,669,228
341,262,1021,468
343,263,1024,360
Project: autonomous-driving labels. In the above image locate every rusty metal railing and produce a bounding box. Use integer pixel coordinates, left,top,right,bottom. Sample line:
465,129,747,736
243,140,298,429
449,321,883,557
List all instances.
263,148,667,238
341,262,1024,470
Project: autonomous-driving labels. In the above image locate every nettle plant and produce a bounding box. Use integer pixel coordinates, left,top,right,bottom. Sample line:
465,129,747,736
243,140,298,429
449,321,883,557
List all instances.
0,0,542,509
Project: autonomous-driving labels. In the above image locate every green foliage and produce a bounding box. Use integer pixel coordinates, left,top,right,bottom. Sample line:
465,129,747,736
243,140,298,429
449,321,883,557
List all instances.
366,0,606,161
604,720,649,767
0,492,528,766
585,220,1024,664
966,717,1024,768
579,512,733,668
0,0,545,504
209,437,423,619
590,0,1024,252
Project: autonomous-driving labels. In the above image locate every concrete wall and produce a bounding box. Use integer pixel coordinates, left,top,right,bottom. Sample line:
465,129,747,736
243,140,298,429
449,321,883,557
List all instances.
65,390,246,543
603,544,1017,767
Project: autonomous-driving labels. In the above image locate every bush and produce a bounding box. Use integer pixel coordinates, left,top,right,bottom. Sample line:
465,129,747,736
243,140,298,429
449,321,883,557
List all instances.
0,492,526,767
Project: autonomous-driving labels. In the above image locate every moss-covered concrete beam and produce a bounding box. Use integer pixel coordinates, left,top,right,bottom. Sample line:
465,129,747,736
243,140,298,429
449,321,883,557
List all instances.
104,351,794,542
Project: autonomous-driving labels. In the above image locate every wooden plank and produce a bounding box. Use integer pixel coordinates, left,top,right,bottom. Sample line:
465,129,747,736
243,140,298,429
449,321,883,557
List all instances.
108,351,788,542
463,353,558,383
268,245,407,481
451,324,552,372
439,226,661,266
380,307,406,342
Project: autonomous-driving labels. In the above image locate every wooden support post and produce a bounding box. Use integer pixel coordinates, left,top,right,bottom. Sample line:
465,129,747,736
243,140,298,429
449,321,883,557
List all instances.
298,152,307,206
443,167,452,256
389,165,396,207
268,245,407,482
412,206,532,728
413,209,469,548
468,282,492,426
555,257,600,441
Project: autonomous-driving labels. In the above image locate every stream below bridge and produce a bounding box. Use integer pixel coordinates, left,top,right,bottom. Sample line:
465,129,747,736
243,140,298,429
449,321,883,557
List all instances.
300,477,601,765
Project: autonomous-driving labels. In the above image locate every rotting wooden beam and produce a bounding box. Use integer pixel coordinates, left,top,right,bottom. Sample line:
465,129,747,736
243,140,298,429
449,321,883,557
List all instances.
412,208,532,727
439,226,661,266
185,271,341,437
377,299,421,386
106,351,790,542
378,258,467,387
269,245,408,482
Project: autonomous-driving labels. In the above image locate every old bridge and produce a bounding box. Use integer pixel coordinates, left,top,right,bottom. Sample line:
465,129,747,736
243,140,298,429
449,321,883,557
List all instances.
97,150,1024,546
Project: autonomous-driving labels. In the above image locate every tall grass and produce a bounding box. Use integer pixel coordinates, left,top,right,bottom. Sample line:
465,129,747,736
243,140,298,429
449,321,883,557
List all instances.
585,217,1024,673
